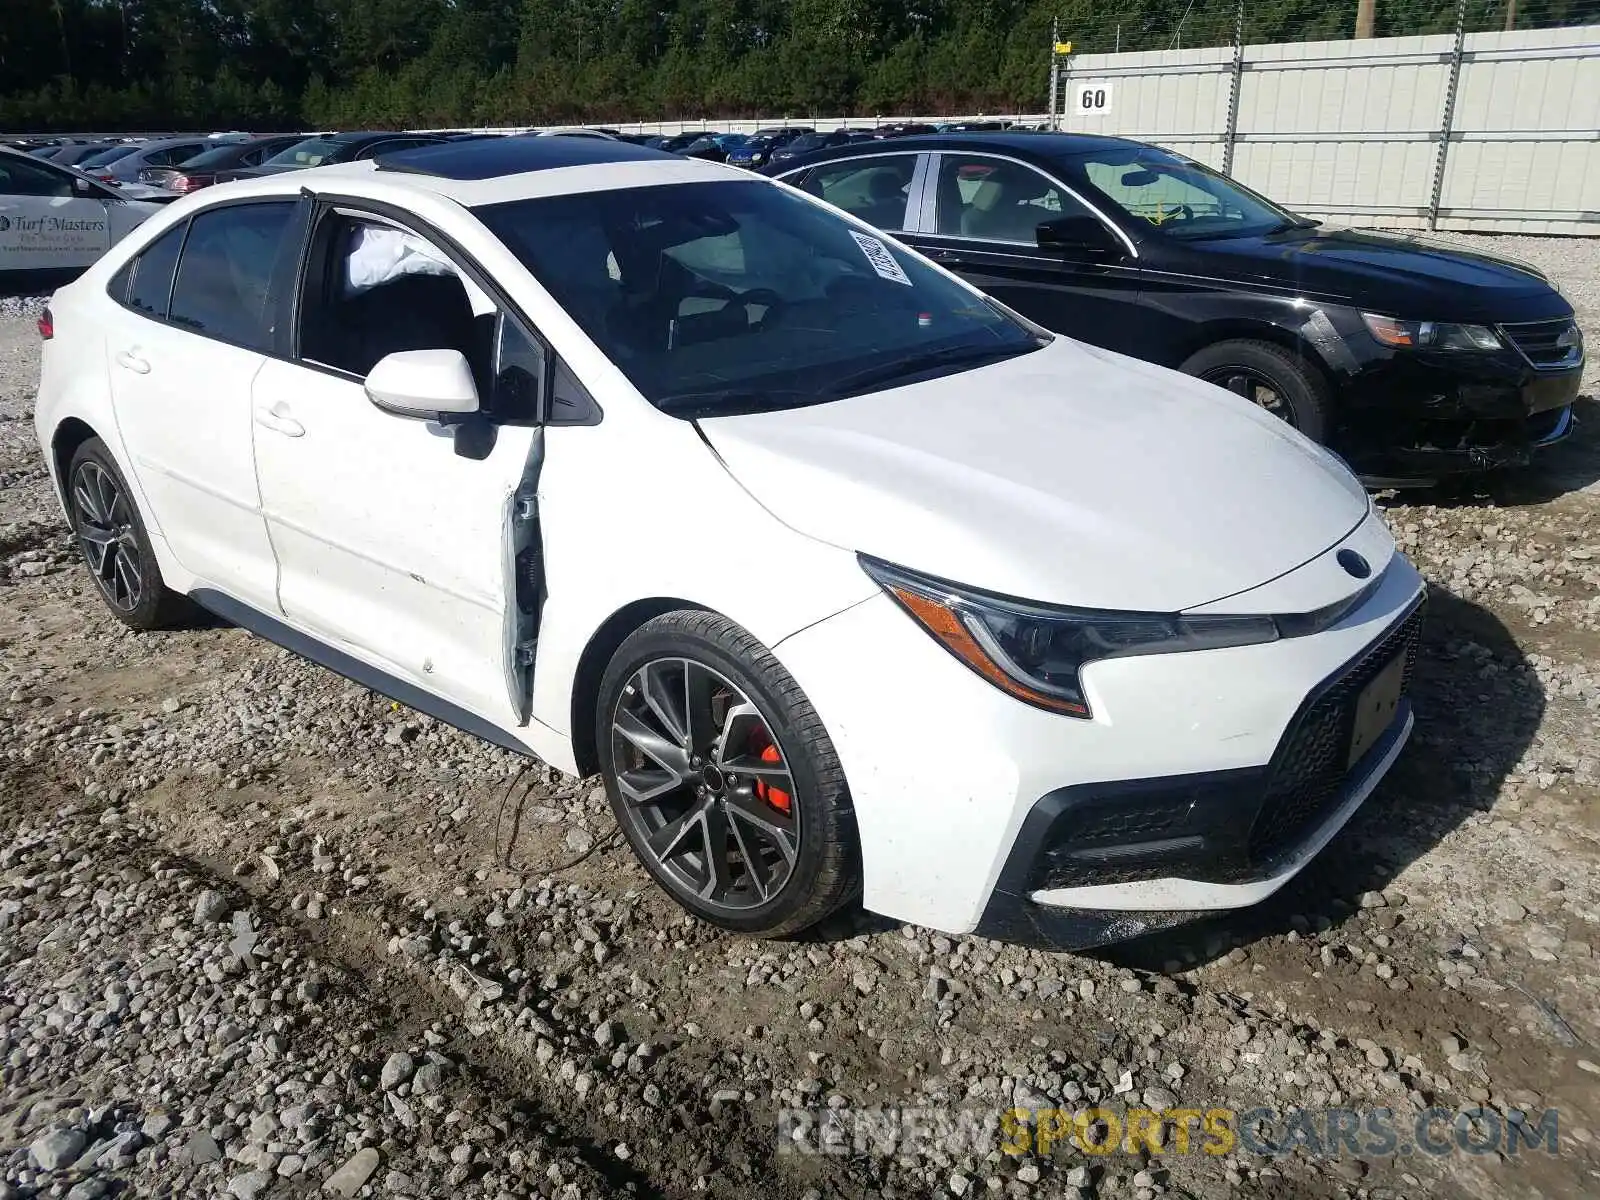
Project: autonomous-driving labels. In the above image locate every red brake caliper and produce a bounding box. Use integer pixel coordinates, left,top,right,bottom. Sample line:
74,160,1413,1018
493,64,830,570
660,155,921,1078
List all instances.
751,737,791,814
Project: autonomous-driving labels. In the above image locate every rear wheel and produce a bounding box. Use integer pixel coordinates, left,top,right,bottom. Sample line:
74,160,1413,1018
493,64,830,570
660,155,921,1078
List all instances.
1180,339,1331,443
66,438,193,630
597,611,861,937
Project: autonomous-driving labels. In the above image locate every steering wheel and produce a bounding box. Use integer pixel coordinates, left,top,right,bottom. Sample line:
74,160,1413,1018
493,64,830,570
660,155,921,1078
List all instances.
1159,203,1195,225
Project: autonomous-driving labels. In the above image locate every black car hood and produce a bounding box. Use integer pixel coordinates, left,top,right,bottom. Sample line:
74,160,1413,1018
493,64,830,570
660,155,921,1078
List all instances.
1172,225,1567,322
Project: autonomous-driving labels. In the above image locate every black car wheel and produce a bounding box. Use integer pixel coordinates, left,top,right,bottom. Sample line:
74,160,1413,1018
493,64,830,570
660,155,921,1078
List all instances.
66,437,193,630
1181,339,1331,443
597,610,861,937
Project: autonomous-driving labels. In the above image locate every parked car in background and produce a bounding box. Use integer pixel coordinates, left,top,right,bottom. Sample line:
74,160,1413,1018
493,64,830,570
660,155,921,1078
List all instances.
82,136,215,185
0,147,165,286
74,144,144,177
46,143,123,167
725,136,780,169
533,127,618,140
230,131,449,179
767,129,867,170
869,122,938,139
657,131,716,153
139,135,303,194
680,134,748,163
772,132,1583,483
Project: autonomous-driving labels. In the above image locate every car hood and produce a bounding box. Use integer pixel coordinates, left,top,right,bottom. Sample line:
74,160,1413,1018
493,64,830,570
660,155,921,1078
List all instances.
697,339,1369,612
1180,225,1568,321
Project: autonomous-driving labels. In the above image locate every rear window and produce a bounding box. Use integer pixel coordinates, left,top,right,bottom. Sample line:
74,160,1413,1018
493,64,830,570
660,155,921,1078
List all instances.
168,202,297,350
264,138,345,167
177,143,253,169
78,145,139,169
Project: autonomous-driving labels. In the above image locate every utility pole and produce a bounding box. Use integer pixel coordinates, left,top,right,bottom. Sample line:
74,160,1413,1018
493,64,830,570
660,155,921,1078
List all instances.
1504,0,1519,30
1355,0,1376,39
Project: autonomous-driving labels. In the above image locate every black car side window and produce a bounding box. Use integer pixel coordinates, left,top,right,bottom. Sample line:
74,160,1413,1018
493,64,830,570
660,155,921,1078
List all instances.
804,156,917,232
121,224,187,319
934,157,1093,244
168,202,296,350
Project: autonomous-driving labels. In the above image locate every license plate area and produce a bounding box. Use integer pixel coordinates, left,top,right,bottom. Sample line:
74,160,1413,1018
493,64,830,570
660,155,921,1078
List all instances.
1348,652,1406,768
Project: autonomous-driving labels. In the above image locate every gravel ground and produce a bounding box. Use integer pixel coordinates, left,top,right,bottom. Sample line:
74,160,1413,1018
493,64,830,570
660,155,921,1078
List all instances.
2,234,1599,1200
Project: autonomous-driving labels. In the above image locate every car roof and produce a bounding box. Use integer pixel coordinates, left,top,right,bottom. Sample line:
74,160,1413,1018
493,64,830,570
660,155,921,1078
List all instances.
375,135,675,180
771,130,1152,170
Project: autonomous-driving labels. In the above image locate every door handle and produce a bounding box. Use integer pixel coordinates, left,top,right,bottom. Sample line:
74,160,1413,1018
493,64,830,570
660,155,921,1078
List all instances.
114,349,151,375
253,403,305,438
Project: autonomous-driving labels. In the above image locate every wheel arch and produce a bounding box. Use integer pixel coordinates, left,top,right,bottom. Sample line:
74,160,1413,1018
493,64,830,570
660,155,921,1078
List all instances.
1175,317,1316,368
49,416,100,510
568,596,709,777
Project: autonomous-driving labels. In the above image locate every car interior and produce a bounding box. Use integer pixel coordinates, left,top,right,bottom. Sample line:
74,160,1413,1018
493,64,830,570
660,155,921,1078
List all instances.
937,161,1066,242
299,216,496,396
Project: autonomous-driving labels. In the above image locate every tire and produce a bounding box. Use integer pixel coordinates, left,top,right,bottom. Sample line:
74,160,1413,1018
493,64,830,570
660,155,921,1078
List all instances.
596,610,861,938
65,437,193,631
1180,339,1332,444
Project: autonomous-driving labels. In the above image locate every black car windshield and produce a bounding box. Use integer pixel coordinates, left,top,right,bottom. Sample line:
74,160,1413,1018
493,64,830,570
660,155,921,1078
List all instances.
264,137,347,167
1064,146,1305,240
476,179,1043,416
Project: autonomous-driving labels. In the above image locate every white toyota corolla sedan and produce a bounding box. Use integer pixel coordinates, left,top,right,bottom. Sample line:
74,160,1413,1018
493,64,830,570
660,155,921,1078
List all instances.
34,136,1425,947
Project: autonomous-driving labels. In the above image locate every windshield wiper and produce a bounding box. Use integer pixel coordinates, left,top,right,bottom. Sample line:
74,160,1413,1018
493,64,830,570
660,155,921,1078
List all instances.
829,342,1039,399
1264,217,1322,234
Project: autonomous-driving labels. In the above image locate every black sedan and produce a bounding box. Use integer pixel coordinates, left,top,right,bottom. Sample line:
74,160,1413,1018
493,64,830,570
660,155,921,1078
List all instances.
137,134,303,193
768,133,1584,483
226,131,448,180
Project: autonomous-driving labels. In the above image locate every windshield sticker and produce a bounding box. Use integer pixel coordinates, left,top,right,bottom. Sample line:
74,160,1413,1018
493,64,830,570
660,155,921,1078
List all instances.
849,231,912,286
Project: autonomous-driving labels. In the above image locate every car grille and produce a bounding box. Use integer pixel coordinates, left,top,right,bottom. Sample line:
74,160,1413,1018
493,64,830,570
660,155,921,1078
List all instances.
1500,318,1582,370
1246,602,1425,864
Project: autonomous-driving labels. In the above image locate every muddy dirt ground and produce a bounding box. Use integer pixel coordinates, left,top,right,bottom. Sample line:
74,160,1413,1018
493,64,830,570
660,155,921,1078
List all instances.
2,233,1599,1200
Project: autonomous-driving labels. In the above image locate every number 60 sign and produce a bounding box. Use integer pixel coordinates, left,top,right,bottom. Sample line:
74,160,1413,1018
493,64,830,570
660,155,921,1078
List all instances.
1074,82,1114,116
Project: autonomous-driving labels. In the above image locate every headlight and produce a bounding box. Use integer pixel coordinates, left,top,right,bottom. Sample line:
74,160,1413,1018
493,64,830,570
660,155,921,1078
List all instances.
1362,314,1502,351
861,557,1281,718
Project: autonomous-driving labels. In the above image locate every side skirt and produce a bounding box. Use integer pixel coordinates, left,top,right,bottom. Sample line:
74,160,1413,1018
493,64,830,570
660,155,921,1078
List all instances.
190,587,534,758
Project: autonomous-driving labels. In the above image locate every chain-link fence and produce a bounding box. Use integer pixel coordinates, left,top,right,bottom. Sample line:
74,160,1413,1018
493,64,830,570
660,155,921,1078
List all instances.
1047,1,1600,233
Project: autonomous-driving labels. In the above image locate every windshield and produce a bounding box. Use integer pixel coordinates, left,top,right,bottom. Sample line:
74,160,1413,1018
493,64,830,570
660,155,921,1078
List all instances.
264,137,346,167
785,134,829,153
476,179,1042,416
78,145,139,168
1064,146,1303,240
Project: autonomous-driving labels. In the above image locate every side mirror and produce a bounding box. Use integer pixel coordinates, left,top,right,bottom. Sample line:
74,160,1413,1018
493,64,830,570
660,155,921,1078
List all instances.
1036,215,1122,258
365,349,480,420
72,177,101,197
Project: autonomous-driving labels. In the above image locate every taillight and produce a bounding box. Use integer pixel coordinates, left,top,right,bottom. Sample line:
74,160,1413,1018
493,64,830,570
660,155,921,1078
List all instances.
38,307,53,340
172,174,208,192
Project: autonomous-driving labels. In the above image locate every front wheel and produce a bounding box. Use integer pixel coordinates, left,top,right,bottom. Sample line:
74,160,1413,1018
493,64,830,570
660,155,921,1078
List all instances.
1180,339,1332,444
596,610,861,937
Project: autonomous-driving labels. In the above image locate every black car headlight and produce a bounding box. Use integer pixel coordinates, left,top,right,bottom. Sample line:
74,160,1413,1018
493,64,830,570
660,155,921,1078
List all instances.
861,557,1282,718
1362,314,1502,351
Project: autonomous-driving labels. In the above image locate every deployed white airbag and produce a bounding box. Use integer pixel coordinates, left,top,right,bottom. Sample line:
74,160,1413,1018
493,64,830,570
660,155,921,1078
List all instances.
344,225,457,295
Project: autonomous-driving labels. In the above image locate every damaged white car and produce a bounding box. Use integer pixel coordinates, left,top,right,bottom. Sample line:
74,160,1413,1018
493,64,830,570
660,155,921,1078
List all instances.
34,137,1423,947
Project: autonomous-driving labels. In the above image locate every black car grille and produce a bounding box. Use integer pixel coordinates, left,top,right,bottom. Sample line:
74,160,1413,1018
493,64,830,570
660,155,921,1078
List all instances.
1247,603,1425,863
1500,318,1582,370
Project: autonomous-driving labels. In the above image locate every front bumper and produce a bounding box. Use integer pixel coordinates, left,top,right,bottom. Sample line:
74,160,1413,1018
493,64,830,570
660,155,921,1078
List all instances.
1331,342,1581,482
773,522,1426,940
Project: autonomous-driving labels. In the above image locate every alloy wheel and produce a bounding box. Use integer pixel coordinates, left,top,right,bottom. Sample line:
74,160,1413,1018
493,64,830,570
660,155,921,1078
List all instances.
71,460,143,613
1204,366,1292,423
609,657,800,912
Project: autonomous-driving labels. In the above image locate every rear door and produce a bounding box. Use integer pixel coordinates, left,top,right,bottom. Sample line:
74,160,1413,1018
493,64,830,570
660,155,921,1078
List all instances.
0,153,112,272
251,204,544,729
102,199,298,608
905,151,1147,355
